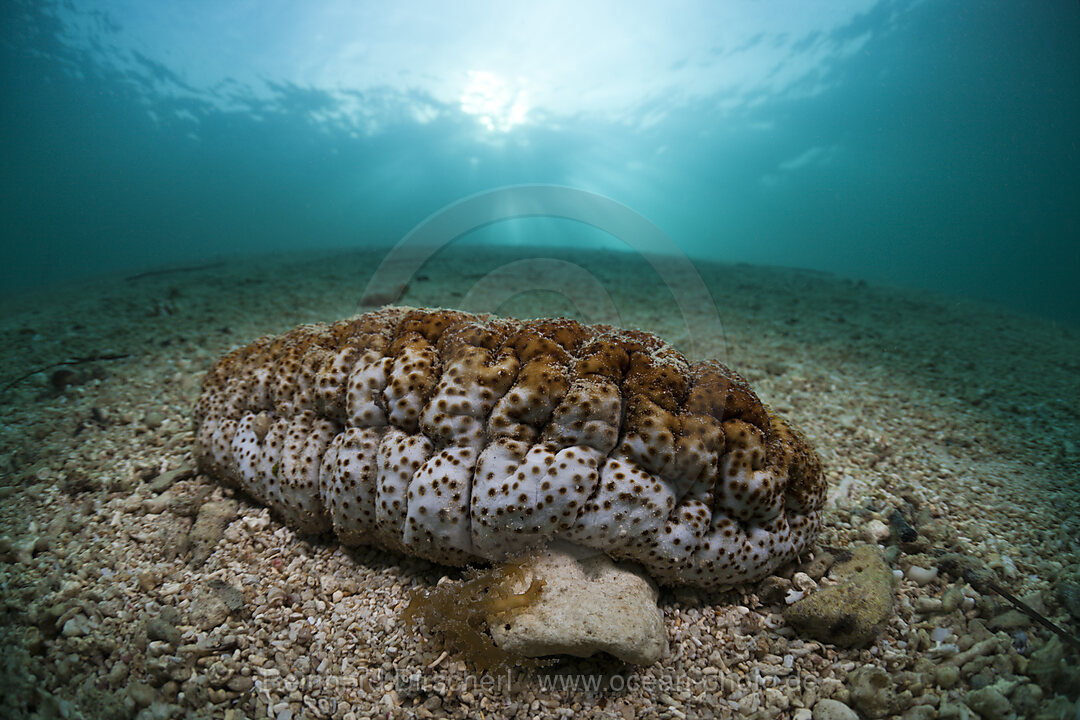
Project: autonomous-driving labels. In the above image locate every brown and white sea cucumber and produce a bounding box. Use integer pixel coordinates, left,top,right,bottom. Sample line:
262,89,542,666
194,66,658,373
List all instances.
193,307,825,589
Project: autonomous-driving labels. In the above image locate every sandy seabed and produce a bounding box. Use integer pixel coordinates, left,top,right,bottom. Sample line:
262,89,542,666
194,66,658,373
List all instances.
0,244,1077,720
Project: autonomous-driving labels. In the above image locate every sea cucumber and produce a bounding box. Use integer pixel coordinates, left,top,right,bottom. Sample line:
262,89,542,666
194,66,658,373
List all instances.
193,307,825,589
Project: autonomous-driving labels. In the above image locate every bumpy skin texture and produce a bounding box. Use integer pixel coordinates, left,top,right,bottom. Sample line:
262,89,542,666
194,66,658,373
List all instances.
194,307,826,589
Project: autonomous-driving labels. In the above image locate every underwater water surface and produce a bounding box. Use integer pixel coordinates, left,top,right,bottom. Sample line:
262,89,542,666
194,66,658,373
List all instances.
1,0,1078,326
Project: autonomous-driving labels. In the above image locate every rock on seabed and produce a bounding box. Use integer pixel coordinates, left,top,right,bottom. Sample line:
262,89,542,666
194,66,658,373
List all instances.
487,542,667,665
783,544,895,647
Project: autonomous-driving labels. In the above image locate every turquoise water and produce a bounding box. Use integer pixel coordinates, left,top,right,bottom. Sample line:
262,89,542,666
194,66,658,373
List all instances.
1,1,1077,325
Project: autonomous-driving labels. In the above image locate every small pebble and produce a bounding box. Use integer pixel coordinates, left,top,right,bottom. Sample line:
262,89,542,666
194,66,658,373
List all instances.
206,661,233,687
106,660,129,686
927,642,959,659
915,597,942,614
906,565,938,586
142,494,169,515
146,467,193,494
137,570,161,592
143,411,166,429
188,500,237,567
61,614,93,637
13,537,37,564
813,698,859,720
935,665,960,689
127,681,156,709
861,519,890,544
146,616,181,646
987,609,1029,630
930,626,952,643
941,584,965,612
1010,683,1043,717
189,592,231,630
802,551,836,581
902,705,936,720
964,686,1011,720
849,666,906,718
